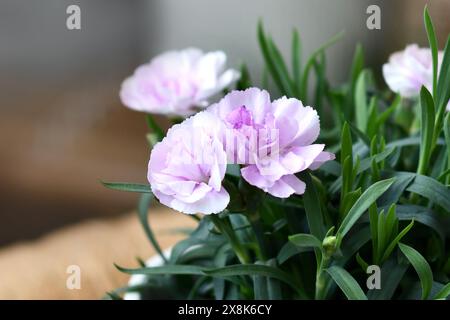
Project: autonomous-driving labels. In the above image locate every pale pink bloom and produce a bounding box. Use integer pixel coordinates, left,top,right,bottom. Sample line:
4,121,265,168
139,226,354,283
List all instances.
209,88,334,198
120,48,240,116
148,111,229,214
383,44,449,110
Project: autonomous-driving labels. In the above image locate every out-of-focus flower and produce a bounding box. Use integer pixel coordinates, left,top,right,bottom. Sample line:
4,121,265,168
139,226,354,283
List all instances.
120,48,240,116
148,111,229,214
383,44,449,110
209,88,334,198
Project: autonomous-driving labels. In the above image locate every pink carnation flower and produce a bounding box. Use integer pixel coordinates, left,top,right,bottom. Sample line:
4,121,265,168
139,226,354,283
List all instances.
383,44,448,110
148,111,229,214
120,48,240,116
209,88,335,198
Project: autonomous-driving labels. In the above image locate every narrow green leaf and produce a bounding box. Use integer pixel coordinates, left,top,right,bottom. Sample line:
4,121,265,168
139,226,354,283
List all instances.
257,21,288,95
380,219,414,263
356,252,369,271
266,259,283,299
399,243,433,300
289,233,322,249
115,264,205,276
376,95,401,128
101,181,152,193
424,6,438,98
417,86,435,175
366,97,379,138
436,35,450,114
300,172,326,240
277,242,312,264
326,266,368,300
267,36,295,96
253,261,269,300
337,178,395,240
138,193,167,263
340,122,352,164
236,63,252,90
355,70,368,133
349,44,364,103
292,28,302,96
444,113,450,182
433,283,450,300
367,258,409,300
300,31,344,102
205,264,301,293
407,174,450,213
433,36,450,150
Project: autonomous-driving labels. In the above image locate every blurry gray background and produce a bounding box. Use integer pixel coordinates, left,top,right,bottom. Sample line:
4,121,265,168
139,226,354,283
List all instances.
0,0,449,245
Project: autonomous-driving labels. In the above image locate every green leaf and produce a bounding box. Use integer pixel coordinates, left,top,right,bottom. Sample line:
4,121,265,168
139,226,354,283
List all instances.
266,259,283,299
337,178,395,241
366,97,379,138
326,266,368,300
433,283,450,300
380,219,414,263
267,36,295,96
376,95,401,129
407,174,450,213
291,28,302,96
138,193,167,263
336,226,371,266
417,86,435,175
101,181,152,193
257,21,291,96
236,63,252,90
300,31,344,102
355,70,368,133
204,264,301,293
424,6,438,98
346,44,364,118
396,204,448,240
289,233,322,249
436,36,450,114
340,122,352,165
300,172,326,240
398,243,433,300
355,252,369,271
444,113,450,182
367,258,409,300
115,264,205,276
378,172,415,206
253,261,269,300
277,242,312,264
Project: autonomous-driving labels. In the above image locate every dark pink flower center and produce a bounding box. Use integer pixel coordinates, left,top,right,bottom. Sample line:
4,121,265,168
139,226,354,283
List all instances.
226,105,253,129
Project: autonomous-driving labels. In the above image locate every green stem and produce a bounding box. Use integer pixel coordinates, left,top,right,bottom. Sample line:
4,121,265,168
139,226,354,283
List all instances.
315,254,331,300
209,215,250,264
247,210,269,261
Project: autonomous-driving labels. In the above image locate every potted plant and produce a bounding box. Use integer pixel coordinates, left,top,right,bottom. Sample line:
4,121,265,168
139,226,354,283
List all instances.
103,6,450,300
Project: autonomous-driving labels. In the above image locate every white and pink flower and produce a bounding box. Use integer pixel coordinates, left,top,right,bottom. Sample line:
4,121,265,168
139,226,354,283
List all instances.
209,88,334,198
383,44,449,110
120,48,240,116
148,111,229,214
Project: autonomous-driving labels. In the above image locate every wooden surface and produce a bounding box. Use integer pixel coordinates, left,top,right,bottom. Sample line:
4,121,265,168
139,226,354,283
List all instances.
0,207,195,299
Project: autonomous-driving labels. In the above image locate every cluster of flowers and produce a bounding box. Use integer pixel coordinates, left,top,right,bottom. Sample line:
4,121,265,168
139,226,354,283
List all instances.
118,42,447,215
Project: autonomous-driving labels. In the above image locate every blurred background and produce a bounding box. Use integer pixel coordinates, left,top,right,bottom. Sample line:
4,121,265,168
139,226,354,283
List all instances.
0,0,449,246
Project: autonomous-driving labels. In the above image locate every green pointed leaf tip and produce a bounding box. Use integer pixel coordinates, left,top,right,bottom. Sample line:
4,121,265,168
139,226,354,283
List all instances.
326,266,367,300
338,178,395,240
289,233,322,248
399,243,433,300
101,181,152,193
